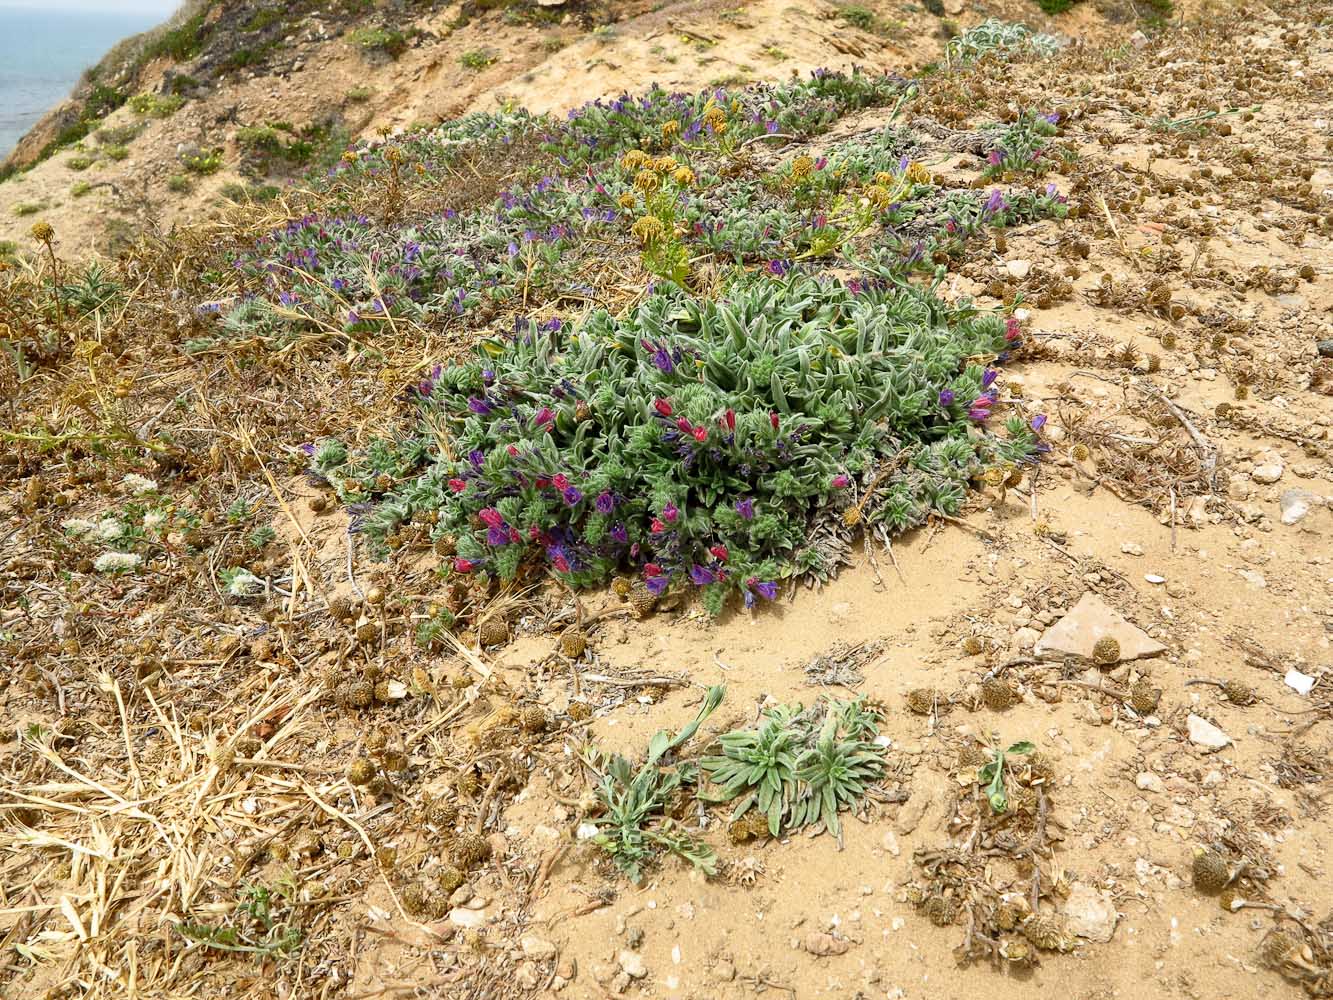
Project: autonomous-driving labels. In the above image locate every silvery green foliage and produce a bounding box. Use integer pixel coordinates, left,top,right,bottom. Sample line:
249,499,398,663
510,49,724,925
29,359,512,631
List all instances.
945,19,1059,66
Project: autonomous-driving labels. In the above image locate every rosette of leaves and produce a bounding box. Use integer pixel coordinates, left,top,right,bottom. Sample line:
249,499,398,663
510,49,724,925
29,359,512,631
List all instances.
339,270,1039,613
588,685,724,882
701,697,886,842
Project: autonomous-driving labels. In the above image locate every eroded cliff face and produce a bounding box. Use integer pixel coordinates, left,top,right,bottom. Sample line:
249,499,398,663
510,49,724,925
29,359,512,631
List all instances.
0,0,1017,255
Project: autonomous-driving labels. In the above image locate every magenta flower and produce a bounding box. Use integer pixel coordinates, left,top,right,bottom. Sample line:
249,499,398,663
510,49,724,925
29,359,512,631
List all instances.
610,523,628,543
735,498,754,520
595,492,614,514
654,398,673,417
981,368,998,389
832,474,850,488
663,502,679,523
448,478,468,493
552,554,571,573
467,397,491,415
552,473,570,491
534,407,555,426
454,558,476,573
479,508,503,528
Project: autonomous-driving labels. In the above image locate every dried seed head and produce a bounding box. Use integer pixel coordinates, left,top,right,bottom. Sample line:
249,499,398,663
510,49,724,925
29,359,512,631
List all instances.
924,896,957,927
521,706,548,734
995,902,1020,931
1070,443,1091,461
355,621,379,645
906,687,937,715
1192,849,1230,894
426,798,459,828
210,745,236,772
329,595,354,621
344,680,374,709
347,757,377,785
957,743,989,769
478,618,509,648
1092,636,1121,666
629,586,658,618
365,585,385,606
1260,930,1300,967
1026,751,1056,785
437,865,465,894
1001,938,1033,965
401,883,429,915
1022,914,1073,952
455,769,480,798
558,630,587,659
1130,679,1160,715
981,678,1017,711
1223,680,1255,706
452,832,491,867
961,635,985,656
611,576,633,599
568,702,592,722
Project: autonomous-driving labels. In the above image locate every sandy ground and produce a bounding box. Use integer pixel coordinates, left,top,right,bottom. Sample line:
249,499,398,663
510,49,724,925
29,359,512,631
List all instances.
1,2,1331,1000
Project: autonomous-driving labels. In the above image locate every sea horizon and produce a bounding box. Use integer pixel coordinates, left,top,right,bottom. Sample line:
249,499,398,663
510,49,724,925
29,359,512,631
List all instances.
0,6,164,161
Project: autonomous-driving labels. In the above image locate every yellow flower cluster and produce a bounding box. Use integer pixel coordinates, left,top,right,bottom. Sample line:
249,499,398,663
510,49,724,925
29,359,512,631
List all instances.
661,120,680,139
651,155,678,173
631,215,667,245
617,192,637,209
790,155,815,180
672,166,695,186
865,184,892,209
633,170,661,192
905,161,931,185
703,105,727,134
621,149,652,172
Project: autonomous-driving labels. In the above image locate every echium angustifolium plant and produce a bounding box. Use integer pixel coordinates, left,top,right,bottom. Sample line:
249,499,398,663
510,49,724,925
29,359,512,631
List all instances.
981,110,1061,180
322,270,1042,614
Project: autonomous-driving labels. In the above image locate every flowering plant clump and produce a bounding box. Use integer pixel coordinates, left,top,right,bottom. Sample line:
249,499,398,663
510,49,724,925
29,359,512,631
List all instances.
980,110,1061,180
324,271,1042,614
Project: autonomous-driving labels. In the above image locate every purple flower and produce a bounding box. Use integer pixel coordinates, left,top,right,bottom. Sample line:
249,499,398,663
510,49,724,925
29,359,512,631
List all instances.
467,397,491,415
832,474,850,489
689,564,716,586
595,492,615,514
482,369,496,385
534,407,555,426
988,149,1003,166
663,502,679,523
1043,112,1060,124
938,389,955,407
486,526,508,546
983,189,1008,217
968,407,992,422
468,449,485,468
1031,414,1047,431
563,486,583,506
767,259,789,276
981,368,998,389
735,498,754,520
652,346,674,373
299,443,315,456
610,523,628,543
647,575,670,596
747,578,778,601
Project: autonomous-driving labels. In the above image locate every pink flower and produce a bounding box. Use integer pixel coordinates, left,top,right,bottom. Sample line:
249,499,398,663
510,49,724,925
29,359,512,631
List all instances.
709,545,729,562
454,558,476,573
722,409,735,430
655,398,673,416
1005,316,1021,342
676,417,692,433
651,518,666,533
552,555,571,573
692,426,707,442
832,474,850,488
479,508,503,528
663,503,679,523
552,474,570,491
770,412,780,429
448,478,468,493
644,563,663,577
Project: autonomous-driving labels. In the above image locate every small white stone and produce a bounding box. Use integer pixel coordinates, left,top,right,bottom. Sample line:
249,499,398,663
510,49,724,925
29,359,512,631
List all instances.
1005,259,1032,279
1121,542,1144,556
1135,772,1163,793
521,935,558,960
1187,714,1231,750
1144,574,1166,584
1284,669,1315,696
618,951,647,979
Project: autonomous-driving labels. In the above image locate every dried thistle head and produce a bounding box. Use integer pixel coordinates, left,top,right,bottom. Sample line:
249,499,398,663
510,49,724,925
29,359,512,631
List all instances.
1223,679,1255,706
437,864,465,894
790,154,815,180
629,586,658,618
924,895,957,927
1259,929,1301,968
426,797,459,827
567,701,592,722
452,832,491,867
1191,848,1230,894
962,635,985,656
343,680,374,709
905,687,937,715
478,618,509,648
981,677,1017,711
1130,679,1160,715
29,221,54,243
1071,443,1091,461
1022,913,1073,952
558,629,587,659
400,883,429,915
521,705,548,734
1092,636,1121,666
347,757,377,786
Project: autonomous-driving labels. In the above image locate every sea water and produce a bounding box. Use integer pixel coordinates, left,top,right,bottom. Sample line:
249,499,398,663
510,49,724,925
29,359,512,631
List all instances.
0,6,164,160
